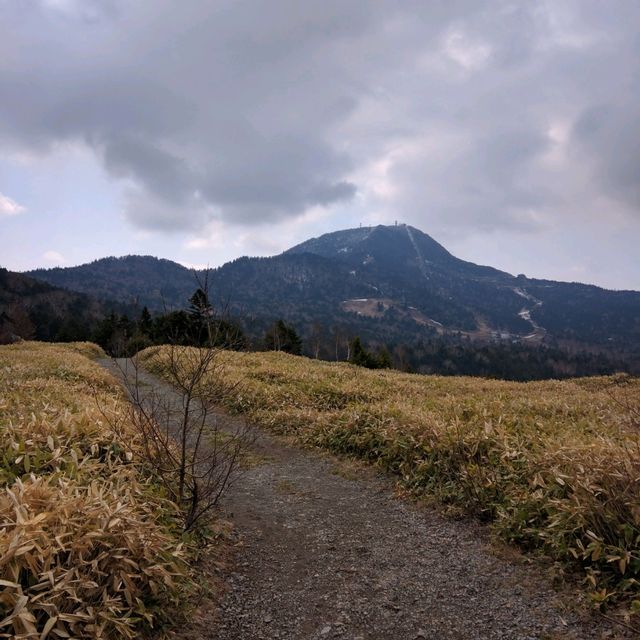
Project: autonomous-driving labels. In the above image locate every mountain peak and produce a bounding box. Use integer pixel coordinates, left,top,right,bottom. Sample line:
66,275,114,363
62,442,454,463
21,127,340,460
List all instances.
19,223,640,365
286,223,454,264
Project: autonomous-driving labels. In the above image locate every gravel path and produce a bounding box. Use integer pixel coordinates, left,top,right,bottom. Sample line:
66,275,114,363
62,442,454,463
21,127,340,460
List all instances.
99,358,628,640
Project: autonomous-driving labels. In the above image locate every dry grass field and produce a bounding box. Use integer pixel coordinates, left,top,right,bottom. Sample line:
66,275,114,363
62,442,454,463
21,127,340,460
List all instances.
0,342,187,639
141,346,640,614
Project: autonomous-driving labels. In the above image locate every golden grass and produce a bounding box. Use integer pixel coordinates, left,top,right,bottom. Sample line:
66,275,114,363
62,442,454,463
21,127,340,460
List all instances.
141,346,640,611
0,342,186,639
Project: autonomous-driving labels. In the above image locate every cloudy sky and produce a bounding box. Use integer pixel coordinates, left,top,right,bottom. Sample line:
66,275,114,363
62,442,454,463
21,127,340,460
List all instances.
1,0,639,289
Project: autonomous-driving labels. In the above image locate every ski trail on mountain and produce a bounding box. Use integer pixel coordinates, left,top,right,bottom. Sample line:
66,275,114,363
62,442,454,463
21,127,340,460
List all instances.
513,287,547,341
404,224,430,280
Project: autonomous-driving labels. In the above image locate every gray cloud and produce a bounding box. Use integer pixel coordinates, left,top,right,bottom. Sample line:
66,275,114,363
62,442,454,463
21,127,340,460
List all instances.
1,0,639,239
572,104,640,212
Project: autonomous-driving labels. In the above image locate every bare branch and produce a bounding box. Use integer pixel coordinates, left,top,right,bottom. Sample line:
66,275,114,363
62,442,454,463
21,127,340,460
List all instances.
98,271,254,532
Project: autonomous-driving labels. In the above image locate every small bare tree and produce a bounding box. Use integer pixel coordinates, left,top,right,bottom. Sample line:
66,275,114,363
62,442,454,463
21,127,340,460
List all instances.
310,322,324,359
102,274,253,532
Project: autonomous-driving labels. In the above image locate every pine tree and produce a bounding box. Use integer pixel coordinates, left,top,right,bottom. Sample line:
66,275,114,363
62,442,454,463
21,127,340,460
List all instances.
139,306,153,336
188,288,211,319
264,319,302,355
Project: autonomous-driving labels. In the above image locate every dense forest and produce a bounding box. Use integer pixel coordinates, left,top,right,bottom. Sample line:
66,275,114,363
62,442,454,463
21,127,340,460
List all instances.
6,223,640,380
87,294,631,381
1,266,633,381
26,226,640,356
0,268,129,344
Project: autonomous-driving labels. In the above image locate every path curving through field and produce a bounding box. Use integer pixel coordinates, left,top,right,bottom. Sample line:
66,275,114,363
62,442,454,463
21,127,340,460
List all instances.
99,358,624,640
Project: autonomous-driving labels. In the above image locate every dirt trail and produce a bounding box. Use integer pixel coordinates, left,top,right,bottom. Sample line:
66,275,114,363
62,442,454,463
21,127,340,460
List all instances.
99,358,625,640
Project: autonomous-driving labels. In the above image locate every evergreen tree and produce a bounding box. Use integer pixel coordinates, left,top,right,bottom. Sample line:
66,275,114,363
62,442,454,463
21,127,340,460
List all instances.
188,288,211,319
93,313,118,351
55,317,90,342
152,310,191,345
264,320,302,355
348,337,392,369
376,346,393,369
139,306,153,336
349,336,378,369
186,289,211,346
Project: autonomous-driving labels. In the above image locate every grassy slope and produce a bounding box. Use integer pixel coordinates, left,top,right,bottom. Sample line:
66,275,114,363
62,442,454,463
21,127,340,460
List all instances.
141,347,640,612
0,342,187,639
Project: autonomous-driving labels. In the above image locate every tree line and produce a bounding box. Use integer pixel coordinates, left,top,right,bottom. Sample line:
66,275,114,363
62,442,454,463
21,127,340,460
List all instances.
92,288,397,371
4,281,635,380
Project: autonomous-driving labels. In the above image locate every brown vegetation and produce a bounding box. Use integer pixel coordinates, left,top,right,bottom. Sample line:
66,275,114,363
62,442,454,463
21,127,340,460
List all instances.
141,347,640,617
0,342,188,639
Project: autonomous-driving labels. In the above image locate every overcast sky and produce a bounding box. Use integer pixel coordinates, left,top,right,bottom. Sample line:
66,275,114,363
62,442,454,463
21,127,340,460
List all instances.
1,0,639,289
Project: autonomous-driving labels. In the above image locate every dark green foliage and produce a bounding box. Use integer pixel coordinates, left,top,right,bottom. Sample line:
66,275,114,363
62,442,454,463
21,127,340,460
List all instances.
54,317,91,342
188,288,210,318
264,320,302,355
211,319,246,350
349,337,393,369
151,310,192,346
0,268,129,345
186,288,213,347
526,279,640,347
349,337,378,369
24,226,640,365
376,346,393,369
92,290,246,356
184,288,246,349
139,306,153,335
398,338,627,381
92,313,136,356
27,255,196,311
15,224,640,376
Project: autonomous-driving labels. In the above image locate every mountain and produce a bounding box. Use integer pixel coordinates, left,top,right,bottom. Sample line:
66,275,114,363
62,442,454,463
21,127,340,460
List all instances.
28,255,196,311
211,225,640,354
284,224,525,333
24,225,640,359
0,268,127,343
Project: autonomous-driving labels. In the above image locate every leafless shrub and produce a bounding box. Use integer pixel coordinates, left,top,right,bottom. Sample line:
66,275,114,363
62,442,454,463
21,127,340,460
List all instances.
104,275,253,533
123,348,252,532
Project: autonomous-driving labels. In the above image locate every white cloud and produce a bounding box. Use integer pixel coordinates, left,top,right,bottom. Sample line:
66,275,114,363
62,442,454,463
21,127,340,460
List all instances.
177,260,209,270
0,193,26,216
442,29,491,71
184,220,227,251
42,250,67,264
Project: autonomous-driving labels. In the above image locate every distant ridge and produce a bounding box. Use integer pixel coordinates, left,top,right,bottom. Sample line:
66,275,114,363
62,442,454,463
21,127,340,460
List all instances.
24,224,640,356
28,255,196,310
0,268,126,342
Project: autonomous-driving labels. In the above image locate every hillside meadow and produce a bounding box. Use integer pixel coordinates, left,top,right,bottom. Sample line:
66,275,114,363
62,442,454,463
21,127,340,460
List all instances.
0,342,187,639
140,346,640,612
